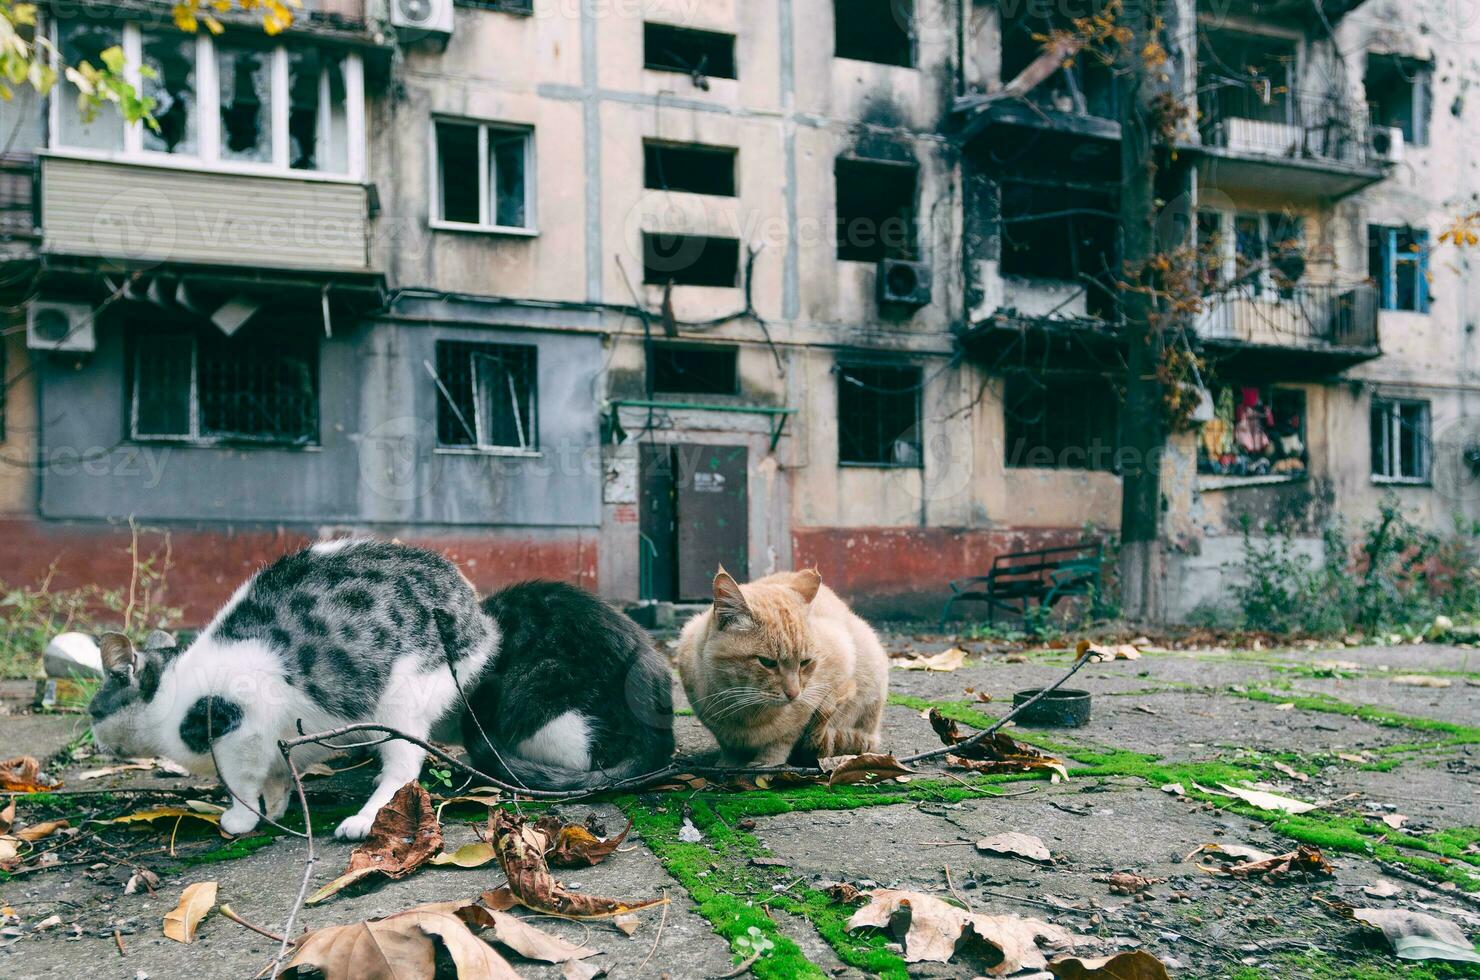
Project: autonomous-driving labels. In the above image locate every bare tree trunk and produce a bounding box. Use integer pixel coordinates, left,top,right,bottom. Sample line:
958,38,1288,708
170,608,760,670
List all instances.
1117,0,1167,624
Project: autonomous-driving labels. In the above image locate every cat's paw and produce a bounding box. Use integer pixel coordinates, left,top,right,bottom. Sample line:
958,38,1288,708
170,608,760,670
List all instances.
263,783,291,822
334,813,376,841
219,806,260,837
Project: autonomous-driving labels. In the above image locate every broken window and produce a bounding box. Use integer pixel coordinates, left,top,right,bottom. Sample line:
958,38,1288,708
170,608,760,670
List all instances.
835,157,916,262
141,32,196,155
1197,385,1306,479
130,320,318,445
642,233,740,287
433,341,538,451
999,180,1118,317
649,342,739,395
1000,0,1117,116
1198,29,1297,129
1371,397,1430,482
644,23,737,80
433,120,532,229
834,0,913,68
1004,375,1119,471
644,141,736,196
1369,225,1429,313
289,48,350,173
837,362,922,467
56,21,125,150
1367,54,1431,147
217,44,274,163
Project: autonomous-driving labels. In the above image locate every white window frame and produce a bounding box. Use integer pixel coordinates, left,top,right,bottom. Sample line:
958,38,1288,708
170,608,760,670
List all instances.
48,19,365,183
1201,209,1304,296
1371,397,1430,485
429,117,538,236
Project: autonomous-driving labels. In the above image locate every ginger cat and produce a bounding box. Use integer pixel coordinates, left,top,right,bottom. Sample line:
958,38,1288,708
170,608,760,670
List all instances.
676,567,889,766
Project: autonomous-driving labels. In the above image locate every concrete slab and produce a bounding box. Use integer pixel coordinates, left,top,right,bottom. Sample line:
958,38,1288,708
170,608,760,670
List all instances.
1285,674,1480,724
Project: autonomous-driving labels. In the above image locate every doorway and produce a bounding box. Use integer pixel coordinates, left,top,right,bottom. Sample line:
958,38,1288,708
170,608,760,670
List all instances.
639,443,749,601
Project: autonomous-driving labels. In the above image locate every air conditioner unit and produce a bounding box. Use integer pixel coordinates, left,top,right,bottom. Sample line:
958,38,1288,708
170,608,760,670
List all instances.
27,301,95,353
1371,125,1405,164
878,258,932,307
389,0,453,40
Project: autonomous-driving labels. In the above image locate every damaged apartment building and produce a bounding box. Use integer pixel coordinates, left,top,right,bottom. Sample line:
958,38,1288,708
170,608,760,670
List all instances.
0,0,1474,622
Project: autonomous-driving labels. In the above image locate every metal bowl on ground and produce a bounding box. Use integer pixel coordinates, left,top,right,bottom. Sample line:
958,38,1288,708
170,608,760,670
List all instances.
1011,688,1092,727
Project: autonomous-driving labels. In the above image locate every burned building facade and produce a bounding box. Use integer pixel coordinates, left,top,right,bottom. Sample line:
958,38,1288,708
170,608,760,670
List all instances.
0,0,1474,622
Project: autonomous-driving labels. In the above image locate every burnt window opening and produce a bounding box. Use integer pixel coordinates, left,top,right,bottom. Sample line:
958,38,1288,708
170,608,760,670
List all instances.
835,158,917,262
644,23,737,81
434,341,538,451
129,319,319,445
1001,1,1118,117
1196,385,1307,479
1371,397,1430,483
1004,374,1119,472
642,233,741,287
999,181,1118,318
644,141,737,196
1198,28,1297,128
649,343,739,395
837,363,922,467
834,0,914,68
1366,54,1431,147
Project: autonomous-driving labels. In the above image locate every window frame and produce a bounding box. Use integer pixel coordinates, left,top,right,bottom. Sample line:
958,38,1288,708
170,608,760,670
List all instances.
835,361,924,469
833,0,916,69
47,19,366,183
1370,224,1430,313
128,327,320,447
429,117,538,236
1370,396,1431,485
431,340,541,457
1003,373,1121,473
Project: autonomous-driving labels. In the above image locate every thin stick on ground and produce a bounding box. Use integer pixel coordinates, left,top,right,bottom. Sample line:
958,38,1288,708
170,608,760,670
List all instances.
269,746,317,980
634,888,668,977
944,863,970,911
221,904,288,944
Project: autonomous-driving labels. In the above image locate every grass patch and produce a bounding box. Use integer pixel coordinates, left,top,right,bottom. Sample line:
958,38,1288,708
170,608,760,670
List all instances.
1232,689,1480,743
177,833,278,866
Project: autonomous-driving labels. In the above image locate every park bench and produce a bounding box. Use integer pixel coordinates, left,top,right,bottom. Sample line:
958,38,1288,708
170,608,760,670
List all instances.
939,541,1104,628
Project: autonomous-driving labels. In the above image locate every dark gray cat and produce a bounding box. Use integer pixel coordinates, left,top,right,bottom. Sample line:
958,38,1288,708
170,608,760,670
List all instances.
88,539,498,840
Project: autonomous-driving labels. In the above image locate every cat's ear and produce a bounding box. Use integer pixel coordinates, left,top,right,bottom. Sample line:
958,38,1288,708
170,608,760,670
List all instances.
713,567,754,631
792,568,822,605
98,632,138,679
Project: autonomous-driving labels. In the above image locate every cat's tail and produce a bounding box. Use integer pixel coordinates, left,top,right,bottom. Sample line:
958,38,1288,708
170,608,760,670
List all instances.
471,745,665,792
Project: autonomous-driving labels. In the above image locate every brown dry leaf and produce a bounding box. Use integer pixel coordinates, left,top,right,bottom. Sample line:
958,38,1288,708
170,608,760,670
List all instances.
1076,640,1141,662
1269,760,1310,783
930,713,1071,782
1364,880,1403,898
610,913,639,937
821,753,915,787
489,810,669,920
1382,813,1409,830
1050,949,1171,979
307,782,442,905
826,882,863,904
563,960,608,980
1353,908,1480,963
77,759,182,780
1218,783,1317,814
15,820,69,843
0,799,14,835
1223,845,1333,879
1197,843,1276,864
104,801,225,828
162,881,217,944
896,647,967,672
976,832,1051,863
285,903,523,979
1392,675,1452,688
846,888,1074,971
534,816,632,867
429,842,496,869
0,836,20,872
0,757,60,793
1096,872,1163,895
457,905,597,963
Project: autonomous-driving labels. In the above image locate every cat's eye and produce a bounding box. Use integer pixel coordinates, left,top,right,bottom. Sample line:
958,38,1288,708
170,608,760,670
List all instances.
757,656,778,669
801,658,814,668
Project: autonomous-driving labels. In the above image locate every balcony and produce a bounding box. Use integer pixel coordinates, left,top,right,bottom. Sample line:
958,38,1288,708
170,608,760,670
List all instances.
0,154,37,254
1196,282,1381,377
1195,90,1388,198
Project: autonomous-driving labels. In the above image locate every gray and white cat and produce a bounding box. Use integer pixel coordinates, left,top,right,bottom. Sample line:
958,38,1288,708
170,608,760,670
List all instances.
87,539,498,840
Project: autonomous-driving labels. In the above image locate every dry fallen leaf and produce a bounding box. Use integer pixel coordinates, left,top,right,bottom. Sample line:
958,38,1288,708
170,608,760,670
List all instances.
458,905,597,964
1222,845,1333,879
1218,783,1317,814
820,753,915,787
0,757,60,793
308,782,443,905
162,881,217,944
847,889,1074,972
104,801,225,828
1382,813,1409,830
976,832,1052,863
534,816,632,867
563,960,608,980
77,758,187,780
1353,908,1480,963
1161,783,1185,796
286,902,522,979
610,913,639,937
896,647,967,672
1077,640,1141,662
1391,675,1452,688
1269,760,1309,783
930,709,1069,782
1364,880,1403,898
490,811,668,920
1049,949,1171,979
1096,872,1164,895
0,799,14,835
14,820,69,843
429,842,497,869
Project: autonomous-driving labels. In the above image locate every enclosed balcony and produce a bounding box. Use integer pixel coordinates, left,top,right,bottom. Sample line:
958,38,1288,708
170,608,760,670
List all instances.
1196,282,1381,377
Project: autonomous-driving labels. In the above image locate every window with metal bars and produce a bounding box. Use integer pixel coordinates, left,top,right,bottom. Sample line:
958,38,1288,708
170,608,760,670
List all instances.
129,324,318,445
1371,397,1430,483
1005,375,1119,471
433,340,538,452
836,362,922,467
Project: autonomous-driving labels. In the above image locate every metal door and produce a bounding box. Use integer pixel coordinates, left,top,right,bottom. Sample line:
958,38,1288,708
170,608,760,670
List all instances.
639,444,677,601
673,444,748,600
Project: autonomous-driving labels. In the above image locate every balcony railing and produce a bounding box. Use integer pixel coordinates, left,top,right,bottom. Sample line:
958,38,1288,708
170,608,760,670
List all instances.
1199,89,1375,170
0,154,37,242
1197,282,1379,350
